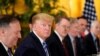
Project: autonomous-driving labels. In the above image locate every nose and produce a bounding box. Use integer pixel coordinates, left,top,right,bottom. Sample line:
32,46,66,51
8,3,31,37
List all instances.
45,25,51,31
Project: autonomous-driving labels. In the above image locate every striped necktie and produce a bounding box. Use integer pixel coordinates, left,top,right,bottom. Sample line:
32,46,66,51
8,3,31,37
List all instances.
42,42,49,56
7,48,12,56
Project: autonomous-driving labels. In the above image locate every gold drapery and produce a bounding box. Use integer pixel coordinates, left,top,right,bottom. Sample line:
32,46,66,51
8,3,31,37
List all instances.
65,0,100,21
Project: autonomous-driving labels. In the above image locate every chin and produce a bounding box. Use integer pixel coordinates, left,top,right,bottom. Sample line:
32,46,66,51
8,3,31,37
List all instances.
44,36,49,38
45,36,49,38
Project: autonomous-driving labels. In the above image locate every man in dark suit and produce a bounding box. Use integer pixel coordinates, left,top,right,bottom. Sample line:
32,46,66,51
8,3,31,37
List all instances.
76,17,88,56
63,19,79,56
14,13,54,56
0,43,9,56
77,17,88,39
85,20,100,55
0,15,21,56
46,15,70,56
75,36,86,56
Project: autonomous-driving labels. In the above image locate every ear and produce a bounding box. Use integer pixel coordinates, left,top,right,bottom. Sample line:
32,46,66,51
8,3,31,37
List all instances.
55,24,59,29
29,24,32,29
0,29,1,35
0,28,5,36
29,23,37,31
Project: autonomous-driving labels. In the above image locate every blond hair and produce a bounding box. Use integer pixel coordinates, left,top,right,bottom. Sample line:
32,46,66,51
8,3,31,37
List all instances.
31,13,54,24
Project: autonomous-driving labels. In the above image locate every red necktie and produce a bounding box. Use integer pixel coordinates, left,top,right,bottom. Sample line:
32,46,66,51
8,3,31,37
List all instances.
62,41,69,56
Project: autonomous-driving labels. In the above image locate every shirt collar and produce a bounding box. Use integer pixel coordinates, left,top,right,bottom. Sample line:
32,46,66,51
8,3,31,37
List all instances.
54,30,63,42
32,30,44,44
77,34,81,38
91,32,96,41
68,34,75,42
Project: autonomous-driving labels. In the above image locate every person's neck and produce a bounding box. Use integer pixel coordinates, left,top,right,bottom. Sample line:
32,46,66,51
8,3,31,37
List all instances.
69,32,76,38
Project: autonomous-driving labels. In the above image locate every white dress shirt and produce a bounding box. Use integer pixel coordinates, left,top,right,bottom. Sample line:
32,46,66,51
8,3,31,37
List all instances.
0,40,12,56
32,30,49,56
69,34,76,56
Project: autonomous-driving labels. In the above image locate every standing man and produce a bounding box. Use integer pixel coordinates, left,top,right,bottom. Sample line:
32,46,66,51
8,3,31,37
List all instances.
0,15,21,56
46,15,70,56
14,13,54,56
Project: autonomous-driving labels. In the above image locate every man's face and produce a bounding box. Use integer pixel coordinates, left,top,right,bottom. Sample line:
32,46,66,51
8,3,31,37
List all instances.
92,23,100,36
56,18,70,38
32,20,52,40
70,23,79,37
5,21,21,48
78,19,87,33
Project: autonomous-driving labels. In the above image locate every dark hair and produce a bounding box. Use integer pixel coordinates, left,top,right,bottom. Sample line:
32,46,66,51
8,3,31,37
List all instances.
55,15,70,24
77,16,86,20
0,15,20,28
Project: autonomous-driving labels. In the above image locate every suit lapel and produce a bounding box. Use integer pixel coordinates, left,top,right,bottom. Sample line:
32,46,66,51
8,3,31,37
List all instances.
30,32,46,56
53,32,66,55
87,33,97,53
89,33,97,51
0,43,9,56
64,35,74,56
53,32,63,47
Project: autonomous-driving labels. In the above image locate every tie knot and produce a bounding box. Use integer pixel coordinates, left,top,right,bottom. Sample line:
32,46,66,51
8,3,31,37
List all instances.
43,42,47,48
8,48,12,56
8,48,11,53
42,42,49,56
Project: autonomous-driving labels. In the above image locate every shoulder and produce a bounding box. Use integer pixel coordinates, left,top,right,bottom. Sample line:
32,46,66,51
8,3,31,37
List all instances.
14,32,38,56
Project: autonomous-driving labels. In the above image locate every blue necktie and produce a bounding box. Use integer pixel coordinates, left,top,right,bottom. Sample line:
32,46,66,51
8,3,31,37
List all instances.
42,42,49,56
7,48,12,56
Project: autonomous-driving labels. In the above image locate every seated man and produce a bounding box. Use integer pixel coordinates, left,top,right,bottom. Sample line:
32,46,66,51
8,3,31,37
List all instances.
46,15,70,56
85,20,100,55
0,15,21,56
14,13,54,56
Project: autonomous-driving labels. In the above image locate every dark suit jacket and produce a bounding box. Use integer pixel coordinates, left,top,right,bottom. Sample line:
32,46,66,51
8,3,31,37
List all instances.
63,35,74,56
0,43,9,56
14,32,49,56
84,33,99,55
75,37,86,56
46,31,67,56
